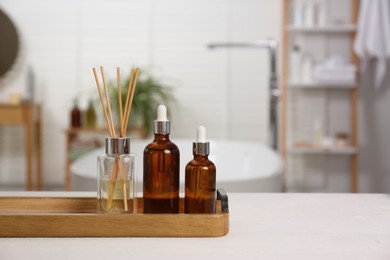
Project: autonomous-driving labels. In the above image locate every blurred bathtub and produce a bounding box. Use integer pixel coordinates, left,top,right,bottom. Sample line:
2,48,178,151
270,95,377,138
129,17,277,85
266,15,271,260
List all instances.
71,139,283,192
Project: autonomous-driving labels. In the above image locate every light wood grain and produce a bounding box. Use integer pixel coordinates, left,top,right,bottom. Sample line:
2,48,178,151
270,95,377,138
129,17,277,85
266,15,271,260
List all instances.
22,106,33,190
0,197,229,237
350,0,360,193
36,105,42,190
350,88,359,192
0,103,42,191
0,106,23,124
280,0,289,192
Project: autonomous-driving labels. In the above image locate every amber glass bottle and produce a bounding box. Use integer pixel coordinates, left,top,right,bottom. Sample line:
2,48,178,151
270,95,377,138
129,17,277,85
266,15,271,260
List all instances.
143,105,180,213
185,126,216,213
71,99,81,127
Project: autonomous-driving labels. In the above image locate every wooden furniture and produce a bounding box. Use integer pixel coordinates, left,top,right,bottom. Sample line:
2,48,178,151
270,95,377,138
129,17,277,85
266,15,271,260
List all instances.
0,192,389,259
0,190,229,237
0,103,42,190
64,127,147,191
281,0,360,192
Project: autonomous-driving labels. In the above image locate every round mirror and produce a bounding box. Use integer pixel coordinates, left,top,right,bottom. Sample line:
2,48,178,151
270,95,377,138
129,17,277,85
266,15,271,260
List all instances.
0,9,19,77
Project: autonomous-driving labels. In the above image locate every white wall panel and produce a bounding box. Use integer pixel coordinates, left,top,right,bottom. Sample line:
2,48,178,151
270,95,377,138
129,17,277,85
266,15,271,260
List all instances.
0,0,282,187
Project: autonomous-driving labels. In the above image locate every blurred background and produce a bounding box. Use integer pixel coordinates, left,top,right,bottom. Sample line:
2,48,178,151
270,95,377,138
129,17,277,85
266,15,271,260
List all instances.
0,0,388,193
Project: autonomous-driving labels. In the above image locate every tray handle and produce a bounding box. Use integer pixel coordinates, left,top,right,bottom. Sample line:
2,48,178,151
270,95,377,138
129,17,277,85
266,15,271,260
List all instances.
217,188,229,213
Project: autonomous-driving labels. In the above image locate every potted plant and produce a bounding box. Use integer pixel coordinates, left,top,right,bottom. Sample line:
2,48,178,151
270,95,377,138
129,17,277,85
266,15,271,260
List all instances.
109,71,176,136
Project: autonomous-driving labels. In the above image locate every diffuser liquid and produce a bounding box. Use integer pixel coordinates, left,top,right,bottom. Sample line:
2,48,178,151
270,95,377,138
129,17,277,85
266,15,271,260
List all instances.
99,176,134,214
143,135,180,213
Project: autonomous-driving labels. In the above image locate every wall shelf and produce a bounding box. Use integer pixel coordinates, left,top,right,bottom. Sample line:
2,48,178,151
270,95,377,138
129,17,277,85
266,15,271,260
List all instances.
288,82,358,90
287,24,357,33
289,146,358,155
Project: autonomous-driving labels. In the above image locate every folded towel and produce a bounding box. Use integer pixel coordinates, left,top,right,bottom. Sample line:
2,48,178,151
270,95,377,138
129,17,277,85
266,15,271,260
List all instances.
314,56,357,83
315,66,357,75
314,75,356,83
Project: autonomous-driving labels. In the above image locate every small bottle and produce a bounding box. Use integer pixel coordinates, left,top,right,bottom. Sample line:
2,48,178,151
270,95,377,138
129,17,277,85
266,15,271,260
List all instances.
70,99,81,127
289,45,302,83
293,0,303,27
303,2,314,27
84,99,97,128
317,2,327,26
313,119,323,146
143,105,180,213
185,126,216,214
301,54,313,83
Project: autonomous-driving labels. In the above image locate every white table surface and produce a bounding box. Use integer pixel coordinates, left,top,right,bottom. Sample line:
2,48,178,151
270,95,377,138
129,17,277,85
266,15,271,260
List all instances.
0,192,389,260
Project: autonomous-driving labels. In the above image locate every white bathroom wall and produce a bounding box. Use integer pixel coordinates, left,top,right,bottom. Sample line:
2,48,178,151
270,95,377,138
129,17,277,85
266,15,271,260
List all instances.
0,0,282,187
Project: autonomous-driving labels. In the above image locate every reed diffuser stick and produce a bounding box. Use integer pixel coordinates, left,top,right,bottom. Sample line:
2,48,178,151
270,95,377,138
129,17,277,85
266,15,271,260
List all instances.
122,69,135,135
92,68,114,137
107,160,120,209
118,157,128,211
100,66,116,138
117,67,128,210
124,68,139,135
117,67,124,137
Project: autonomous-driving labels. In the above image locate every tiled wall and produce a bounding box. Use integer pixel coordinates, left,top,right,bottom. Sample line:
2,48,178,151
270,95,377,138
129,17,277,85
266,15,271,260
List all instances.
0,0,282,186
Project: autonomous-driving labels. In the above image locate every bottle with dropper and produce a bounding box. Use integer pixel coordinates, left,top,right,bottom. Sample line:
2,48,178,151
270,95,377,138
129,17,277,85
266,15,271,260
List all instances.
185,126,216,214
143,105,180,213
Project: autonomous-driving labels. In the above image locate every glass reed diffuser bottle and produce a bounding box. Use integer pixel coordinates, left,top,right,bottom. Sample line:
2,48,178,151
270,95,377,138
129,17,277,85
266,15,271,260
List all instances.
185,126,216,213
143,105,180,213
92,66,140,214
98,137,136,214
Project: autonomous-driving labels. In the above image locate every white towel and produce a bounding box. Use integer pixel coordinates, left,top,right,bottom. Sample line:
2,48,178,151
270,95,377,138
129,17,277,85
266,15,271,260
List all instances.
354,0,390,88
313,56,357,83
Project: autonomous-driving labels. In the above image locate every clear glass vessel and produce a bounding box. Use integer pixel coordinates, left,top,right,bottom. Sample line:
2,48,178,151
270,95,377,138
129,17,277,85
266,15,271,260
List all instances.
98,137,136,214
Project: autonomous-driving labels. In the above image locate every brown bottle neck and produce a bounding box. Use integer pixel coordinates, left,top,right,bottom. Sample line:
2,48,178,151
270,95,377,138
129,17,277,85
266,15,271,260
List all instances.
154,134,170,141
193,154,209,160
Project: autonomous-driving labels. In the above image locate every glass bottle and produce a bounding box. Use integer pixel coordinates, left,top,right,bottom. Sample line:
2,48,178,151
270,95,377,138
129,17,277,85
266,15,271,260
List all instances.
98,137,136,214
143,105,180,213
185,126,216,213
84,99,97,128
70,99,81,127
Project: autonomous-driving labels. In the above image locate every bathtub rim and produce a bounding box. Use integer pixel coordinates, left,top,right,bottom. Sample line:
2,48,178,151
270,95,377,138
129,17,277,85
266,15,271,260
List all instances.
70,138,284,182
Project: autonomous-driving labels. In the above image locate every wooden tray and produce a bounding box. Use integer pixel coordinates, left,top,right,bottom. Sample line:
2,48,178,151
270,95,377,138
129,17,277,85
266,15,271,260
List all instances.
0,189,229,237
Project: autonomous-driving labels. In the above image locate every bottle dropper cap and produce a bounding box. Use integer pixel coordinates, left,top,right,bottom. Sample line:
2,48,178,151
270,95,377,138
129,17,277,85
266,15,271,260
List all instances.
193,126,210,155
154,104,170,134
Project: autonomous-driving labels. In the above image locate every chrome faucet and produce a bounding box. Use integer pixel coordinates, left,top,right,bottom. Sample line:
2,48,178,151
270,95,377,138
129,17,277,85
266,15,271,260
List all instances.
207,39,280,150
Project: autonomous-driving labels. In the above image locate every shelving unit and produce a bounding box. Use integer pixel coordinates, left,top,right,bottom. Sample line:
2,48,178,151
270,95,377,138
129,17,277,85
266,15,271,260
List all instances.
287,24,357,33
289,146,358,155
281,0,360,192
288,82,358,89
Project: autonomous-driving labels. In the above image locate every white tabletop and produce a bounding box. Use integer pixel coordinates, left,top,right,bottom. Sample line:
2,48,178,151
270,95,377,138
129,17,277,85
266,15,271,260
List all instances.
0,192,389,260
